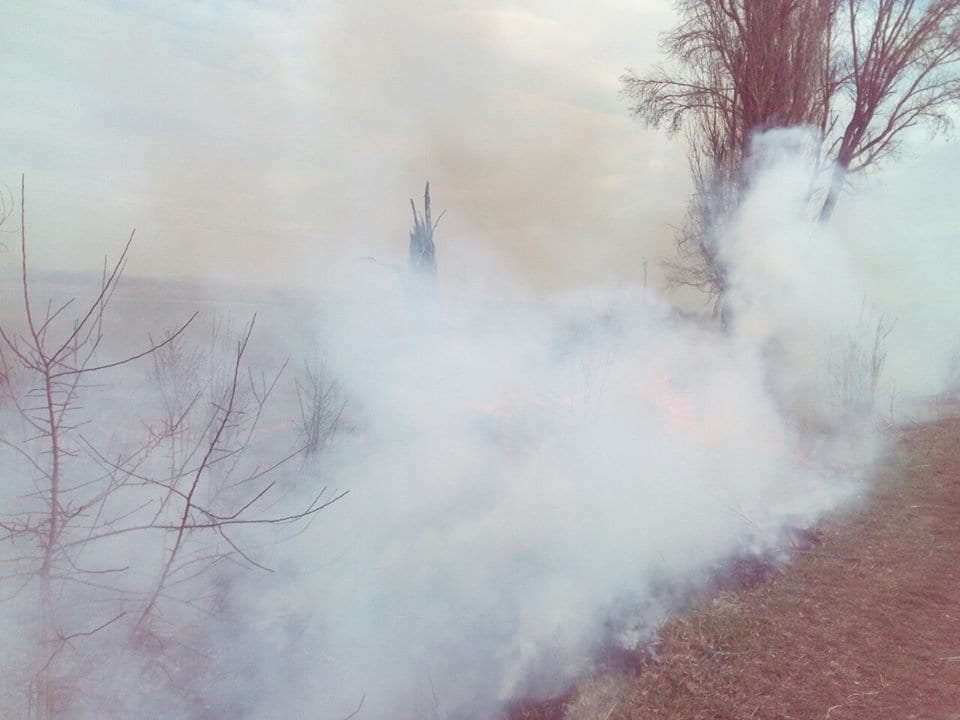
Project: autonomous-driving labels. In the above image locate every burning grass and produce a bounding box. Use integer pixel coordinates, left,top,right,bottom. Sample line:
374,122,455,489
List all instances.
507,416,960,720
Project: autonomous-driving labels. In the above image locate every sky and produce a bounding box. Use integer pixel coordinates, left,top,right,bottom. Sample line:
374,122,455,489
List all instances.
1,0,958,297
0,0,689,292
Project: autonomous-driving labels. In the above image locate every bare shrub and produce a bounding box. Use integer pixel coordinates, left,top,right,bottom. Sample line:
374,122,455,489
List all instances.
295,351,345,458
0,179,344,718
829,307,896,420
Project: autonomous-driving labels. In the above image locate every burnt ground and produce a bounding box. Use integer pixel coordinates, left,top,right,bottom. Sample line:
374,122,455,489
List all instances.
508,416,960,720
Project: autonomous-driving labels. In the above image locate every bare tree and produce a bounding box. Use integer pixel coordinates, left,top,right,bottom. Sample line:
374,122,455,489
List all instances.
623,0,960,301
0,184,15,393
623,0,841,306
624,0,840,167
819,0,960,220
0,178,344,718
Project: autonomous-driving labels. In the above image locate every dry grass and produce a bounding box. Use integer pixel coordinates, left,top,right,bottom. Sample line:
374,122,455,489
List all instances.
509,417,960,720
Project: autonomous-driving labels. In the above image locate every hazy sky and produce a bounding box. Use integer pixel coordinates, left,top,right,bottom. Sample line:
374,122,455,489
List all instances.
1,0,690,292
1,1,957,294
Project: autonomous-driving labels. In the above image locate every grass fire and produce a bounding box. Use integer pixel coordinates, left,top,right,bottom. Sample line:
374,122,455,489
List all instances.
2,2,959,719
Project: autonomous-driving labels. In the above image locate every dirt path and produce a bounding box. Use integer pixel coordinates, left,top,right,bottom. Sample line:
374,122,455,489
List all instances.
516,418,960,720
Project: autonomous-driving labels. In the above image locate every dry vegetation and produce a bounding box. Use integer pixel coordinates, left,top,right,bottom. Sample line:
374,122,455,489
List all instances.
0,182,346,717
510,416,960,720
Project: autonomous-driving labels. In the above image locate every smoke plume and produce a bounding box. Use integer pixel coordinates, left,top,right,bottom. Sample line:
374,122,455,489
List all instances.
1,86,957,720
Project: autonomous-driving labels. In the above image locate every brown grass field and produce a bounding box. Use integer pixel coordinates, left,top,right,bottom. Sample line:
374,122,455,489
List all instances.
509,416,960,720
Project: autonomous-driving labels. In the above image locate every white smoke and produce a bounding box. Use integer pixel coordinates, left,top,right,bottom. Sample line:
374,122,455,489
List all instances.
2,128,956,719
214,128,949,719
210,139,881,716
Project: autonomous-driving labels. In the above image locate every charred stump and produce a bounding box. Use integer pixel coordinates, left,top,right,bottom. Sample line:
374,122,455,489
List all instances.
408,181,444,281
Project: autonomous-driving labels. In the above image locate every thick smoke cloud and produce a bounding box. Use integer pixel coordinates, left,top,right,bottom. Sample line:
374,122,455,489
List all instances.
3,128,956,718
197,129,958,719
169,133,899,720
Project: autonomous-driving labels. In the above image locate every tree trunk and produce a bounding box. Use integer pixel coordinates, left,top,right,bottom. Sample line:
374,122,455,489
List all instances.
818,158,848,223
